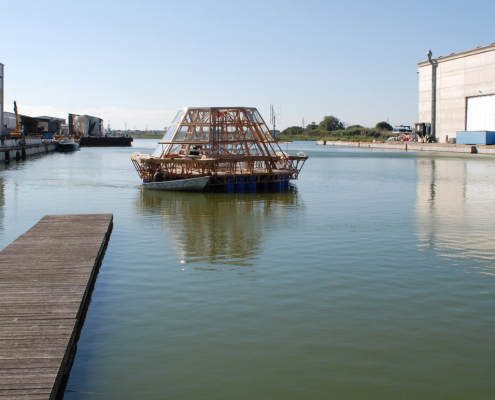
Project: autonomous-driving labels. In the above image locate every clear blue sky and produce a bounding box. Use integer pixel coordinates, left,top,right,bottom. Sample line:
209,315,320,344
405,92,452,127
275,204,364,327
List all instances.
2,0,494,130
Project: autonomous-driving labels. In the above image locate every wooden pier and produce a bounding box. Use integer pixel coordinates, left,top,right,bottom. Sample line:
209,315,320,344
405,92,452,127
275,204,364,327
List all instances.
0,214,113,399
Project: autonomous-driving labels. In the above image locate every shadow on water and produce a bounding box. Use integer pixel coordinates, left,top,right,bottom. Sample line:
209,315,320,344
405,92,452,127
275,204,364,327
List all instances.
55,224,113,400
135,187,303,267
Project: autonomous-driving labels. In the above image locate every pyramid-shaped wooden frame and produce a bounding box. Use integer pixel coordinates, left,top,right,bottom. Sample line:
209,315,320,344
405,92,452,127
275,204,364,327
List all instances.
131,107,307,188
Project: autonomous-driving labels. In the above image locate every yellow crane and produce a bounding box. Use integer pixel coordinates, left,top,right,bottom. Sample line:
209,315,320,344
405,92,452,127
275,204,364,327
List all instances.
11,101,23,139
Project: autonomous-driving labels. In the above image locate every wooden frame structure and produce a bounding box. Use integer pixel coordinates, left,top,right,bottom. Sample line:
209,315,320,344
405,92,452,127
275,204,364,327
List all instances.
131,107,307,188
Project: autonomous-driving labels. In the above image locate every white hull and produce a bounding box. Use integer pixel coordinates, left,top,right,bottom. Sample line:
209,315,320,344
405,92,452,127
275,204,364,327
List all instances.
143,176,209,191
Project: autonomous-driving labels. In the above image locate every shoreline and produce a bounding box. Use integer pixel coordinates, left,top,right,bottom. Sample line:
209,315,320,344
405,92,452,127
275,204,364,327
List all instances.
316,140,495,155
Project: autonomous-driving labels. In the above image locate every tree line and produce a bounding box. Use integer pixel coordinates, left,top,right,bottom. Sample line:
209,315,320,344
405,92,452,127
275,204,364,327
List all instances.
281,116,393,140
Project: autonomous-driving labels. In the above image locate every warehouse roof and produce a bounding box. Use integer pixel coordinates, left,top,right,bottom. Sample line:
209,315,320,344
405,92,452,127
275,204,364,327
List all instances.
418,42,495,67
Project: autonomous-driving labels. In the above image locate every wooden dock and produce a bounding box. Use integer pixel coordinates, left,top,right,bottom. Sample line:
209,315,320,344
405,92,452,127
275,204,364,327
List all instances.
0,214,113,399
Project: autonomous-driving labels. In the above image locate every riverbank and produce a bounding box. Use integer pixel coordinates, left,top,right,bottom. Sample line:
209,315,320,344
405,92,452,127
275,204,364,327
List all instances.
316,140,495,155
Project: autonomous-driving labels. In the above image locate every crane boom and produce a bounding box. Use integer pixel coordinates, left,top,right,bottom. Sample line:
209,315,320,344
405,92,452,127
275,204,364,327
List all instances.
11,101,22,139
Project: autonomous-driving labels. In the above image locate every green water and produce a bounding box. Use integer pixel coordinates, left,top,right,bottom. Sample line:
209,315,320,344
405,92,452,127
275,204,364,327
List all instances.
1,140,494,399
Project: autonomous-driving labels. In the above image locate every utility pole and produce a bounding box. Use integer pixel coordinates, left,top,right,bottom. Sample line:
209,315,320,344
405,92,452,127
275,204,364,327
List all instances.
427,50,437,139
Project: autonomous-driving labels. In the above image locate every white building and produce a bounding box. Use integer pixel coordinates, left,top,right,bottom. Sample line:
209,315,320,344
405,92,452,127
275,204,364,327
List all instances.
0,63,4,136
418,43,495,143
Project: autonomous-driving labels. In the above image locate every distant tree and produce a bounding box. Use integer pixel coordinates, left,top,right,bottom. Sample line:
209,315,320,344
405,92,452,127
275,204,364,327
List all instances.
346,124,364,130
306,122,318,131
319,116,345,131
375,121,393,131
282,126,304,136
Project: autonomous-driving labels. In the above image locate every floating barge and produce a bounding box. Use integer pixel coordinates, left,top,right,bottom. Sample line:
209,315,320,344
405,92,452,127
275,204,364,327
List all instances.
131,107,308,190
79,136,133,147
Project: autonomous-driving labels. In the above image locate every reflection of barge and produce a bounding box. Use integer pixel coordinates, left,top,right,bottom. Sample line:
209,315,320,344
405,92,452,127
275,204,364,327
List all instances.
131,107,308,191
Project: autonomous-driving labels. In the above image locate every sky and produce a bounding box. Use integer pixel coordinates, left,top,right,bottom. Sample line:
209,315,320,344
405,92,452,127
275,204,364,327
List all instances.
1,0,494,130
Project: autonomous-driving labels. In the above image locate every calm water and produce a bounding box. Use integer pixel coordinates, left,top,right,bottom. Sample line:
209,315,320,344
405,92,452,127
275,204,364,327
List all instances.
1,140,494,399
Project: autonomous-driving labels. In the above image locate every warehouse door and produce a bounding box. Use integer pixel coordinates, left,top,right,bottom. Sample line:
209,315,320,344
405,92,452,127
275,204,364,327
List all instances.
466,95,495,131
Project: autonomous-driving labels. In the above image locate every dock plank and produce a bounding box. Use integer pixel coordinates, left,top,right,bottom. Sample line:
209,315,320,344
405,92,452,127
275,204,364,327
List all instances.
0,214,113,400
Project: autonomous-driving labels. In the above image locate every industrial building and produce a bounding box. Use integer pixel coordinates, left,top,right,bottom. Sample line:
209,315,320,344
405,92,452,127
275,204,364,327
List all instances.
3,111,66,138
418,43,495,143
0,63,4,137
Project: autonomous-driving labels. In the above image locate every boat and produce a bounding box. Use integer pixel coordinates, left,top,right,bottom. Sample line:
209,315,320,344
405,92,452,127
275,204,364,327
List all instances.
56,137,80,152
142,176,210,191
130,107,308,191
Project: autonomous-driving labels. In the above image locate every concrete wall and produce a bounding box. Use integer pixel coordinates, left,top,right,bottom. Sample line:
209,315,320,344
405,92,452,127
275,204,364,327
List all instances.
0,142,57,162
418,44,495,143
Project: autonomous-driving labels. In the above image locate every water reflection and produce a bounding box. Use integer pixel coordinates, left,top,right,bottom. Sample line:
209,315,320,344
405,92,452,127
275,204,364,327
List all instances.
136,188,302,266
416,158,495,266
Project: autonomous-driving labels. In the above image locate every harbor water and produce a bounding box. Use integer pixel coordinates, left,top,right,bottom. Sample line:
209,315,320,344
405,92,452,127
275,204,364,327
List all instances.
1,139,494,399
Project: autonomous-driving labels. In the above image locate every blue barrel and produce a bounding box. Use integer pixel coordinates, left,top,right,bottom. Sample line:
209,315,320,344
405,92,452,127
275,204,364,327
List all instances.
283,175,290,189
226,177,234,191
247,176,257,191
236,176,246,191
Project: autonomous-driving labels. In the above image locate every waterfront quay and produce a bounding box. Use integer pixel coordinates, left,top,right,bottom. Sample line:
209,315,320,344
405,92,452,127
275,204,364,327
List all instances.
316,140,495,154
0,139,57,163
0,214,113,399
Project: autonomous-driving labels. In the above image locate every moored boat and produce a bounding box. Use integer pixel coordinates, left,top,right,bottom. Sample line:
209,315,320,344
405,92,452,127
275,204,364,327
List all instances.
56,137,80,152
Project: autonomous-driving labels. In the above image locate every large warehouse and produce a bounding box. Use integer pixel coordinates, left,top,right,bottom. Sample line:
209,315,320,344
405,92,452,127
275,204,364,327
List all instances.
0,63,3,137
418,43,495,143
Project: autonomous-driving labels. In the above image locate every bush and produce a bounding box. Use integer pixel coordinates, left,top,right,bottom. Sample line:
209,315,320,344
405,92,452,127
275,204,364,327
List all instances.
281,126,304,136
324,128,383,138
375,121,393,131
319,116,345,131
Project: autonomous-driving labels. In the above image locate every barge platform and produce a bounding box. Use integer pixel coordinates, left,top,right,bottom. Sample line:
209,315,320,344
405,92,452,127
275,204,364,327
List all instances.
0,214,113,399
79,136,133,147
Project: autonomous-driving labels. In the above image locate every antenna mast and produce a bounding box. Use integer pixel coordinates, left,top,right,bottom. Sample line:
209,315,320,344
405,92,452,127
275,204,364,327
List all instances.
270,104,276,139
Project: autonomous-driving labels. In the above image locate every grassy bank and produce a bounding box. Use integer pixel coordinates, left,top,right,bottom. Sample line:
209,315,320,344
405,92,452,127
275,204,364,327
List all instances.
278,135,385,142
131,135,161,139
279,127,391,142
